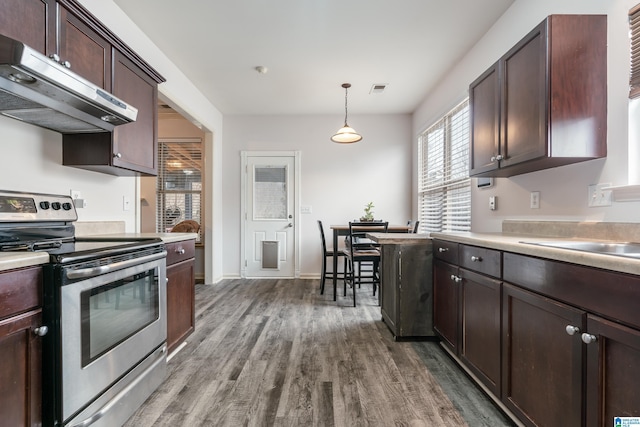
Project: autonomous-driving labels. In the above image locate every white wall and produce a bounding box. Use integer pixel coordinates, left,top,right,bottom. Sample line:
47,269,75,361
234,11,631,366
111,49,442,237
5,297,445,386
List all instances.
0,115,138,229
413,0,640,232
223,114,412,278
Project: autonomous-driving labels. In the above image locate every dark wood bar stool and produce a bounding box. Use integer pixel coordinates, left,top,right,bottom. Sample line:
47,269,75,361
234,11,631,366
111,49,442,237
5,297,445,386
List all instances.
343,221,388,306
317,220,346,295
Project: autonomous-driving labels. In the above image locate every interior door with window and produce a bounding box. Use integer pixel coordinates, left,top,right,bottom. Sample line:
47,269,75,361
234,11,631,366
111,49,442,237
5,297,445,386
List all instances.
242,152,299,278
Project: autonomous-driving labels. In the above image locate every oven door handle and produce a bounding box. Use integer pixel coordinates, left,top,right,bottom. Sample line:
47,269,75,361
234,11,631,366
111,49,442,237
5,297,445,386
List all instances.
66,251,168,280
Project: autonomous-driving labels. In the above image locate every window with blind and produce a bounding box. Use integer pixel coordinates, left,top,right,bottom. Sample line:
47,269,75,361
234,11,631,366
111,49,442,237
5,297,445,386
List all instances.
631,4,640,98
156,138,203,242
418,99,471,233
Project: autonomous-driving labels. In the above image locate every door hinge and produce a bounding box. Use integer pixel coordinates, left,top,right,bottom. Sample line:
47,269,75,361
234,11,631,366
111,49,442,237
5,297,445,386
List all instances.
245,259,248,267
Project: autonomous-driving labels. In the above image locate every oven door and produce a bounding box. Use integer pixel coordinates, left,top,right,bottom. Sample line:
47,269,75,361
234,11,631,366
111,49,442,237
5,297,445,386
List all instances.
59,254,167,424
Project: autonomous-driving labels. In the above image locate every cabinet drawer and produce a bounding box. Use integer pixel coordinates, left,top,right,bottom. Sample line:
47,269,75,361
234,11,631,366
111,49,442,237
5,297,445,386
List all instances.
459,244,501,278
433,240,458,264
165,240,195,266
0,267,42,320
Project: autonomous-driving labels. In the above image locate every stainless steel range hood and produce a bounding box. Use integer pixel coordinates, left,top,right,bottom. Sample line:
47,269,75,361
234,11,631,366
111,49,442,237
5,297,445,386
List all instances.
0,33,137,134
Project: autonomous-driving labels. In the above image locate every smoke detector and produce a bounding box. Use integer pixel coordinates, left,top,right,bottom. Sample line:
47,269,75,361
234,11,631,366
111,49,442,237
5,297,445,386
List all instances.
369,83,388,94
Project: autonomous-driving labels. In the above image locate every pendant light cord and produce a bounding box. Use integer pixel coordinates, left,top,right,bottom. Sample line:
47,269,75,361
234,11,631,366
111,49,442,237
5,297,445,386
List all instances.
343,85,349,126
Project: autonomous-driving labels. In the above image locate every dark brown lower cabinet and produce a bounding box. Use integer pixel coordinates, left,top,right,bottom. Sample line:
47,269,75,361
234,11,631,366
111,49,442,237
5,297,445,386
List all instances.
433,259,459,353
0,266,44,427
166,240,196,354
0,309,43,427
502,283,585,427
460,269,501,396
585,315,640,426
379,242,434,339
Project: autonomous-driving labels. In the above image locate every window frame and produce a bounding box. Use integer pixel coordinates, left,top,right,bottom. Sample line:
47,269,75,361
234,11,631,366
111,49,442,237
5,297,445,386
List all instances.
417,99,471,234
156,137,203,243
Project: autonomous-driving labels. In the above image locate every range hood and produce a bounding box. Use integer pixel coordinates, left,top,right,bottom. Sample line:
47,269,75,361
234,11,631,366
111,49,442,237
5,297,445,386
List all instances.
0,33,137,134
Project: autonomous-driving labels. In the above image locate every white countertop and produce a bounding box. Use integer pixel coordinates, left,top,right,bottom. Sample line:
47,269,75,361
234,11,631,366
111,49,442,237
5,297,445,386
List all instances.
367,232,432,245
430,231,640,276
0,251,50,272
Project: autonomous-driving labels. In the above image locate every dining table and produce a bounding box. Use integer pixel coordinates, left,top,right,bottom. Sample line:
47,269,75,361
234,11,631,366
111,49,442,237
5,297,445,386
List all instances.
329,224,412,300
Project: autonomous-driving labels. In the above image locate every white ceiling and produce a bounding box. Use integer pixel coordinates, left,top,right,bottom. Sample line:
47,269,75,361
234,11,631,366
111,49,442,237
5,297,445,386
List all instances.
113,0,514,116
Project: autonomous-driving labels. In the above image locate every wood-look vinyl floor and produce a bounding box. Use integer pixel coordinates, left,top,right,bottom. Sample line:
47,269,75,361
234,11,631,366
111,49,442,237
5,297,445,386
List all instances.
124,279,514,427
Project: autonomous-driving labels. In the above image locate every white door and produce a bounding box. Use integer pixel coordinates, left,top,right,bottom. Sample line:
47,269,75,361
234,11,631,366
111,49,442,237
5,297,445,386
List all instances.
241,152,300,278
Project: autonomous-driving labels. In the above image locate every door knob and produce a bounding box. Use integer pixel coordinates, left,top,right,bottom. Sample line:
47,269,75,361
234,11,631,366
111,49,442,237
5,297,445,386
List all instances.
287,223,293,228
581,333,597,344
565,325,580,335
33,326,48,337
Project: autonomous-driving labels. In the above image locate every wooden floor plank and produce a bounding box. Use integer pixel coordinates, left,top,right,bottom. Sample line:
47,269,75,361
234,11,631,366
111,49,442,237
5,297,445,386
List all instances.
124,279,514,427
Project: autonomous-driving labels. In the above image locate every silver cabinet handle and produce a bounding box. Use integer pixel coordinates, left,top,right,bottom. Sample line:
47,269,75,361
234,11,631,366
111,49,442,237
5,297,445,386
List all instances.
33,326,48,336
175,248,185,255
495,154,503,161
581,333,597,344
438,247,449,253
471,255,482,262
114,152,122,158
450,274,462,283
565,325,580,336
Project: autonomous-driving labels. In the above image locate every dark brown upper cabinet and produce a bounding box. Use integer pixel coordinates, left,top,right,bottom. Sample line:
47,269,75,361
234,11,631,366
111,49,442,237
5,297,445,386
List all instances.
469,15,607,178
0,0,165,176
0,0,52,55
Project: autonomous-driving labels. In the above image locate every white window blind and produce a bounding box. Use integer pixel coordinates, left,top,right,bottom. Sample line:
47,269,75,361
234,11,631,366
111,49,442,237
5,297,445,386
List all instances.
156,138,203,242
418,99,471,233
630,4,640,98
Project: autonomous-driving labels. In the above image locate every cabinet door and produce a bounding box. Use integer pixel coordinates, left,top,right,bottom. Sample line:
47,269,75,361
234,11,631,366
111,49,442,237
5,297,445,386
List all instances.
57,2,112,89
112,50,158,175
500,20,547,169
0,0,52,54
166,258,195,354
585,315,640,426
502,283,584,427
460,269,501,396
0,309,43,427
469,61,500,176
433,260,459,354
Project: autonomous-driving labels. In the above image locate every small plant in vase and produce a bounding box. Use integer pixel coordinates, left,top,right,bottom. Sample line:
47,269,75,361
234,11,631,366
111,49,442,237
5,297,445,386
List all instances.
360,202,375,222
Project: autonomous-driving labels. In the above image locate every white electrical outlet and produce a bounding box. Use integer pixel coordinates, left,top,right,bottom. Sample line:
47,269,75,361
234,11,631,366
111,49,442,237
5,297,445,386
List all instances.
300,205,312,214
123,196,131,211
530,191,540,209
588,183,612,207
489,196,496,211
70,190,81,200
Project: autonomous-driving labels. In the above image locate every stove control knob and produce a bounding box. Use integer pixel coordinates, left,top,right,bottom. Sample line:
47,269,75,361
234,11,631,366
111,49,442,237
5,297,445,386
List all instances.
39,201,50,210
62,202,72,210
51,202,61,210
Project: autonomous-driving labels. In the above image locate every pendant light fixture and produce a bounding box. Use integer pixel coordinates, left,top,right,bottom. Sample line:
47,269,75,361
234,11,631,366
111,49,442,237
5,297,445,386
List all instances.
331,83,362,143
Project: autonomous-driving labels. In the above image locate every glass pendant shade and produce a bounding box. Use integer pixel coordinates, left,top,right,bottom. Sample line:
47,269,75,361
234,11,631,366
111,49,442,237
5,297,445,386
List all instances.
331,83,362,143
331,124,362,143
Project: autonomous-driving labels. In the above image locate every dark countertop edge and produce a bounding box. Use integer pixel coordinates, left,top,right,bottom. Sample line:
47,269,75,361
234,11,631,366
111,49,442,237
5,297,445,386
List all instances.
430,231,640,276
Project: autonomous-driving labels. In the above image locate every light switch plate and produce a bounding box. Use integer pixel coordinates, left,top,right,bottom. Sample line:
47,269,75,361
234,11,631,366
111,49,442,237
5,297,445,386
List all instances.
530,191,540,209
489,196,496,211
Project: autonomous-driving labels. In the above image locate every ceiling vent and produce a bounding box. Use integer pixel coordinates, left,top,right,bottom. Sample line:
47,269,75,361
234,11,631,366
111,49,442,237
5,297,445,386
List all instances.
369,83,387,94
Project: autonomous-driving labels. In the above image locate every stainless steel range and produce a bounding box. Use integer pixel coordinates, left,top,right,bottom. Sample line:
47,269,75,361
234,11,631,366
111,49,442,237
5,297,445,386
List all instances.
0,190,167,427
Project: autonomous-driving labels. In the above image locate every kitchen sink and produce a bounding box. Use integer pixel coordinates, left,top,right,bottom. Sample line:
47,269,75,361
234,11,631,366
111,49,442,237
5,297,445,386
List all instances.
520,240,640,258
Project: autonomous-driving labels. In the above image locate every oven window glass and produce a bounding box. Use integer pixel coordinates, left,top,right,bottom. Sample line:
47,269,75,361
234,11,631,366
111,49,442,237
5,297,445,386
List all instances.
80,268,159,366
